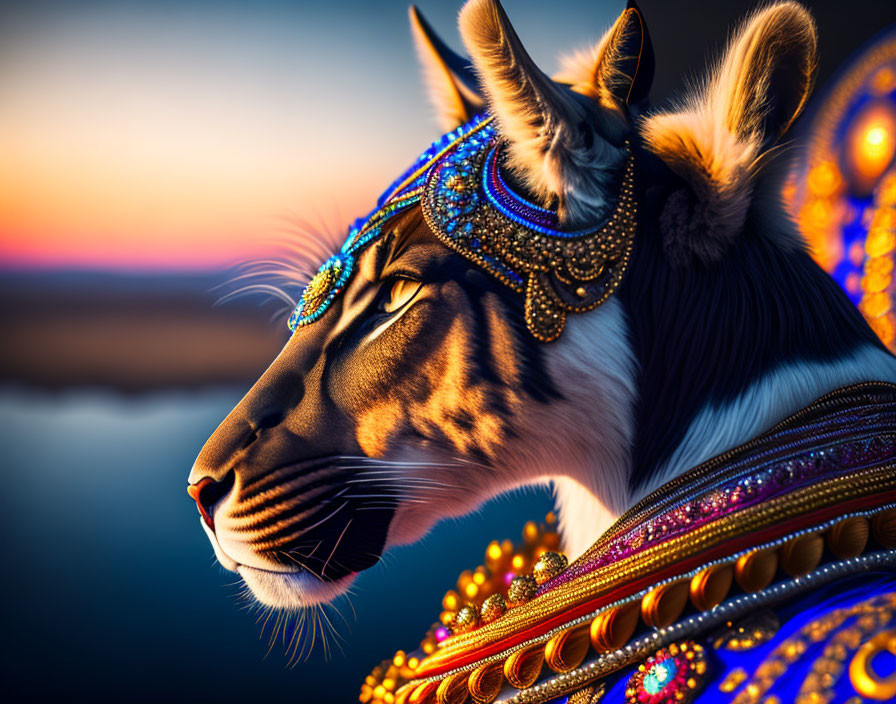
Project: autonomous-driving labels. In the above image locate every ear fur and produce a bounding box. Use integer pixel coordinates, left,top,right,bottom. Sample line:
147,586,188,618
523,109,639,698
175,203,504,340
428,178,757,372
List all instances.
458,0,629,225
557,1,654,110
642,2,817,265
409,5,485,131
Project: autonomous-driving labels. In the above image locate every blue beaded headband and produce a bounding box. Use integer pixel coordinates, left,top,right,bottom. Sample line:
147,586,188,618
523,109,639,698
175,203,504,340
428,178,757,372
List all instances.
288,114,637,341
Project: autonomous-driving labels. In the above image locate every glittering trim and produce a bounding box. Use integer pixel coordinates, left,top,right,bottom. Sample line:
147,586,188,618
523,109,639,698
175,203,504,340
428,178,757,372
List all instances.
412,504,896,687
423,132,637,341
288,108,638,340
286,115,492,332
545,432,896,592
420,467,895,672
482,146,559,231
503,550,896,703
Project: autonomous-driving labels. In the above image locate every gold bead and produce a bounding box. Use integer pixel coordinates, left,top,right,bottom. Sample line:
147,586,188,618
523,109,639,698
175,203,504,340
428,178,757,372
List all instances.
590,601,641,652
641,579,689,628
532,551,568,586
480,593,507,624
467,662,504,703
689,564,733,611
503,645,544,689
544,624,590,673
442,590,460,612
779,533,823,577
872,509,896,548
453,604,480,633
826,516,870,559
434,671,468,704
734,548,778,592
507,575,537,606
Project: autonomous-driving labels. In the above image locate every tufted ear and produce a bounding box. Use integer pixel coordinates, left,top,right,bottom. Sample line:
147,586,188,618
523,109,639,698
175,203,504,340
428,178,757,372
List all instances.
558,1,654,111
642,2,818,265
458,0,629,225
410,5,485,131
711,1,817,147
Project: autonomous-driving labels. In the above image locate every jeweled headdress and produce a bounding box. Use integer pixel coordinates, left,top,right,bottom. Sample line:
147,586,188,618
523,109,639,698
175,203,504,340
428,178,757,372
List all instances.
288,114,636,342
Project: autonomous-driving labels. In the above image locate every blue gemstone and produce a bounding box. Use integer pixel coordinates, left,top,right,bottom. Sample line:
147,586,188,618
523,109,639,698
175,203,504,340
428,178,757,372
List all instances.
643,659,677,695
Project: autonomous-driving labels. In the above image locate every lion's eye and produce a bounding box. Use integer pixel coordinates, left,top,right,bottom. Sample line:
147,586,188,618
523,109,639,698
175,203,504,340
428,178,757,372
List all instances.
382,276,423,314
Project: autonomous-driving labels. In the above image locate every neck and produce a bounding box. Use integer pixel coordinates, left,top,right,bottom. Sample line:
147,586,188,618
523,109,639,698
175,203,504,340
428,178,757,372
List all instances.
633,344,896,503
542,237,896,559
550,343,896,559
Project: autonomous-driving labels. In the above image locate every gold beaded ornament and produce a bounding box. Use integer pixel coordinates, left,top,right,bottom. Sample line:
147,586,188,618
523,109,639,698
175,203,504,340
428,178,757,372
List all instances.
287,114,637,342
358,514,563,704
421,118,638,342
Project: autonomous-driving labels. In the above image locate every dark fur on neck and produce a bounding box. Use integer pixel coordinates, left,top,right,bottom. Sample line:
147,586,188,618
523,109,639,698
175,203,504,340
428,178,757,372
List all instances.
618,145,888,492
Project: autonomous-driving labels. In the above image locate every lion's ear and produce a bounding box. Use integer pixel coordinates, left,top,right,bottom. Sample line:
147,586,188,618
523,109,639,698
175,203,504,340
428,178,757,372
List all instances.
409,5,484,131
459,0,621,223
558,1,654,111
711,1,817,147
641,2,818,265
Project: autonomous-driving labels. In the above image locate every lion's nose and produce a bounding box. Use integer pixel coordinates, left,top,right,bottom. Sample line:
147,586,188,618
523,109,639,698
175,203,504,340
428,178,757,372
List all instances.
187,470,235,531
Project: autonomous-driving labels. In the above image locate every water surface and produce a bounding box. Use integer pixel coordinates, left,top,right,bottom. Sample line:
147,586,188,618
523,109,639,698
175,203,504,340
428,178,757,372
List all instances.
0,389,552,702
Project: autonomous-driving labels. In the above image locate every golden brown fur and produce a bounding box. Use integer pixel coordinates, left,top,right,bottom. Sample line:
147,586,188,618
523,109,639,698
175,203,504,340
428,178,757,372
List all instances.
641,2,817,263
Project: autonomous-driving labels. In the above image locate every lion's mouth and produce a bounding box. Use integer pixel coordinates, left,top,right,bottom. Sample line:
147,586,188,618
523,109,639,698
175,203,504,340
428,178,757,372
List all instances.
199,517,361,606
197,467,395,607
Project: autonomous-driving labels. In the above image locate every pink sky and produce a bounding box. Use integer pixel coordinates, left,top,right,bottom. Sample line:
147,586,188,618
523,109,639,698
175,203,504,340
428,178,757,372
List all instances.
0,1,617,270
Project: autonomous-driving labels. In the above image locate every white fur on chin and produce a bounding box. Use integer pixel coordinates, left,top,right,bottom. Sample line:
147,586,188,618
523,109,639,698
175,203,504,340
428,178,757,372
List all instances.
238,566,356,608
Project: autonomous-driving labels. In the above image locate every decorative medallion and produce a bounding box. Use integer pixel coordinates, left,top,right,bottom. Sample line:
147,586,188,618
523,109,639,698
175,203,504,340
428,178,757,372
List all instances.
423,129,637,341
625,641,707,704
287,111,637,342
287,253,353,329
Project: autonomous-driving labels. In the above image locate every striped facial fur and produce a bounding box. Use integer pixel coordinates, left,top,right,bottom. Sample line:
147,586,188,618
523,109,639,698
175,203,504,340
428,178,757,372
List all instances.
188,209,584,607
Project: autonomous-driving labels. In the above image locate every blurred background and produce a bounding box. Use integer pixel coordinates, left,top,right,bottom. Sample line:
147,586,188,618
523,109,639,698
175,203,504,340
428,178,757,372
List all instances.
1,0,894,702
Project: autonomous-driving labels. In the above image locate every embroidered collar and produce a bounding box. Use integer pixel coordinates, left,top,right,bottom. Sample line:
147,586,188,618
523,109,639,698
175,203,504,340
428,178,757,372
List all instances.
360,382,896,703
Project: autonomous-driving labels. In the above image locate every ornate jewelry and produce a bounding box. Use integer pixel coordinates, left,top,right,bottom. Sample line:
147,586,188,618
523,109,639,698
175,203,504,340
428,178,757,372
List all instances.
625,641,707,704
423,125,637,341
358,383,896,704
287,113,637,341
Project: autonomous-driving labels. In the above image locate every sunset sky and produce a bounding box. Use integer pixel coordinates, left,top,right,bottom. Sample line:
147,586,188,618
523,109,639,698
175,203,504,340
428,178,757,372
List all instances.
2,0,892,271
0,0,621,271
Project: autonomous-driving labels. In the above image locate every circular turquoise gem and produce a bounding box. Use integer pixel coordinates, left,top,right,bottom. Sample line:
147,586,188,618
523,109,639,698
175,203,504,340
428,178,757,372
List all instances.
643,659,677,695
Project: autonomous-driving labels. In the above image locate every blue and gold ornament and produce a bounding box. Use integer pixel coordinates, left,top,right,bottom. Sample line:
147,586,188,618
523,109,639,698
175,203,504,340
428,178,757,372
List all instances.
288,113,637,341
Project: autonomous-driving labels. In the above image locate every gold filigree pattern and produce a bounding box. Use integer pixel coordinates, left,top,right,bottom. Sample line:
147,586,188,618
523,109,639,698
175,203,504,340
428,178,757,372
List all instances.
730,593,896,704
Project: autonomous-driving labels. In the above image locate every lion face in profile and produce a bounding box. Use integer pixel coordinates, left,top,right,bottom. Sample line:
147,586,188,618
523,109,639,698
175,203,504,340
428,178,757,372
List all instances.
188,214,592,607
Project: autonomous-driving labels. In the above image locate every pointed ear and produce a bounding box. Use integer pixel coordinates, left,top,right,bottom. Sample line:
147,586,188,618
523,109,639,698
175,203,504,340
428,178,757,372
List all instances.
409,5,484,131
711,1,817,146
560,1,654,110
459,0,626,223
641,2,818,265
